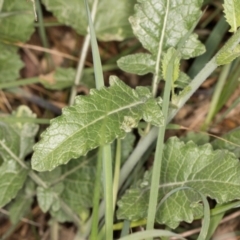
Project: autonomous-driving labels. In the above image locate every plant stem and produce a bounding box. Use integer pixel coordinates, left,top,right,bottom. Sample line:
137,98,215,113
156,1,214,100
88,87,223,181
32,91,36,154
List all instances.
90,148,103,240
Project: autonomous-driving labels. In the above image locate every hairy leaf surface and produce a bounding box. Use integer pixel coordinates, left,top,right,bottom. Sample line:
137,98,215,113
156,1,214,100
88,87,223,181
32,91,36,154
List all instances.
223,0,240,32
41,0,135,41
32,77,163,171
117,137,240,228
0,160,28,208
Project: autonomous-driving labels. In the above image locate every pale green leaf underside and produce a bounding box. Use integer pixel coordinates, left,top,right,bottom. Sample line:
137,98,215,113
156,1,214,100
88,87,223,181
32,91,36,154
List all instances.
41,0,136,41
117,53,155,75
0,161,28,208
32,77,163,171
223,0,240,32
117,137,240,228
130,0,205,59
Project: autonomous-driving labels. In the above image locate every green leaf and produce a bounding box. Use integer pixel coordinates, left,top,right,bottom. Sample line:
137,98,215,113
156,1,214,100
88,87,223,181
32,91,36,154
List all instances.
9,194,33,224
117,137,240,228
60,156,98,213
9,179,35,224
0,43,23,83
37,183,64,213
181,131,209,146
117,53,155,75
0,160,28,208
129,0,205,59
41,0,136,41
0,0,34,42
174,72,191,89
0,106,39,161
223,0,240,32
216,45,240,65
211,127,240,158
32,77,163,171
162,47,180,83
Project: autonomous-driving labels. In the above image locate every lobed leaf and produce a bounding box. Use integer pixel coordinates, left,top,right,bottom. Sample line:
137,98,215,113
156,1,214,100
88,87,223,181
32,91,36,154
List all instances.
117,137,240,228
41,0,136,41
223,0,240,32
32,77,163,171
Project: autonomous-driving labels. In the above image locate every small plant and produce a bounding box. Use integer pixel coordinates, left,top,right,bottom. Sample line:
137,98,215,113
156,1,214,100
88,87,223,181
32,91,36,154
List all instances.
1,0,240,239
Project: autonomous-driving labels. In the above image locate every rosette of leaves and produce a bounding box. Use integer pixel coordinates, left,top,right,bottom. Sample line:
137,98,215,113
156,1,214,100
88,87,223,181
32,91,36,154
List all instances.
117,0,206,89
117,137,240,228
32,77,164,171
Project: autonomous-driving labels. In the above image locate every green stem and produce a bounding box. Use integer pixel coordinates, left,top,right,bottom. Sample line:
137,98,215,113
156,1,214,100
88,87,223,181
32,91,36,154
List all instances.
90,148,103,240
113,139,121,208
146,52,173,231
